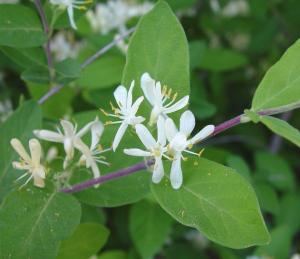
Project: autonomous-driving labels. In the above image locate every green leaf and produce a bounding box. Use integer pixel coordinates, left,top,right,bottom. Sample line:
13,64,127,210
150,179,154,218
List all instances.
0,47,47,69
252,39,300,111
260,115,300,148
55,58,82,84
197,48,248,72
122,0,190,118
0,101,42,200
226,155,251,182
0,4,47,48
151,158,270,249
254,152,295,191
71,111,151,207
129,200,173,259
0,187,81,259
21,67,49,84
57,223,109,259
77,55,125,89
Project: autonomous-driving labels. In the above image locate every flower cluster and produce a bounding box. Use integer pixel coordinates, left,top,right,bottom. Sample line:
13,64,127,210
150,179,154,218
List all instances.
10,73,214,190
103,72,215,189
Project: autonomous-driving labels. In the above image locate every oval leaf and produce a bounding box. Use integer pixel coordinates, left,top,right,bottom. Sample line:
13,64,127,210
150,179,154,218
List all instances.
0,187,81,259
0,4,47,48
252,39,300,111
151,158,270,249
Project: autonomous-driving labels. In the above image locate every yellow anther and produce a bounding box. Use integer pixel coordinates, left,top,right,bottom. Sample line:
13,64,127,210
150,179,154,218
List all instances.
110,101,118,112
188,143,193,149
84,0,93,3
97,144,103,151
198,149,205,157
100,108,108,116
162,85,167,96
167,88,172,98
104,121,113,126
172,92,178,101
77,6,87,10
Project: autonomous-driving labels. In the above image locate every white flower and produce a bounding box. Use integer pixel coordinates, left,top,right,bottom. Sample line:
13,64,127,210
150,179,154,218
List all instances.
50,31,83,61
78,120,110,179
86,0,153,35
165,110,215,189
141,73,189,125
50,0,92,30
101,81,144,151
124,116,169,184
34,118,97,168
10,138,46,188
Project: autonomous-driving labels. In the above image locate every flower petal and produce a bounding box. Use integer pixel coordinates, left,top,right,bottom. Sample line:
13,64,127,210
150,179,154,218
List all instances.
135,124,156,150
112,122,128,151
152,157,164,183
12,161,30,170
90,160,100,179
90,120,104,150
29,139,42,167
63,138,74,160
164,95,189,114
76,120,96,138
165,118,178,142
180,110,195,136
33,175,45,188
124,148,151,157
34,130,64,143
127,80,135,108
114,85,127,109
189,125,215,145
157,116,166,146
10,138,31,163
67,6,77,30
131,96,144,115
141,72,156,106
170,153,183,189
61,120,75,137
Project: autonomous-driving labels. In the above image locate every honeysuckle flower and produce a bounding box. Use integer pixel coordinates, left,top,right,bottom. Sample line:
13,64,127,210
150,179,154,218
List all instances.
50,0,92,30
78,120,110,179
141,73,189,125
50,31,83,61
86,0,153,35
101,81,145,151
124,116,169,183
165,110,215,189
34,118,98,168
10,138,46,188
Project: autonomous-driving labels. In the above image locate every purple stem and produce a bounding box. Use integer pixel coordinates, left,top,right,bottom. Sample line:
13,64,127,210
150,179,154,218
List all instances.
38,84,63,105
34,0,54,79
61,160,154,193
60,106,299,194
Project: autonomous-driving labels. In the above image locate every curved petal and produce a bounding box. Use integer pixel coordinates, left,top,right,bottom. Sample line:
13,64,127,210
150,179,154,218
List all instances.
12,161,30,170
61,120,75,137
10,138,31,163
114,85,127,108
170,153,183,189
153,81,163,105
152,158,164,183
157,116,166,146
131,96,144,115
90,160,100,179
164,96,189,114
90,120,104,150
189,125,215,145
124,148,151,157
165,118,178,142
34,130,64,143
76,120,95,138
29,139,42,167
112,122,128,151
180,110,195,136
33,176,45,188
135,124,156,150
67,6,77,30
141,72,156,105
169,133,188,152
63,138,74,160
127,80,135,108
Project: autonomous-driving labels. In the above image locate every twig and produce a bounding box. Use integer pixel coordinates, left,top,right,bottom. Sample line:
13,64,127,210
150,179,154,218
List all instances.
38,27,135,105
60,105,298,193
61,160,154,193
34,0,54,80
